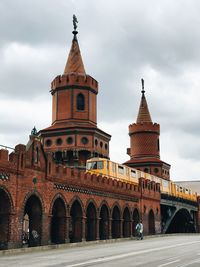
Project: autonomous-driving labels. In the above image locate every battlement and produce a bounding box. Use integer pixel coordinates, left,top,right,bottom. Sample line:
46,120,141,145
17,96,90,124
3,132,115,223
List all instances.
129,122,160,134
51,73,98,93
0,149,9,161
46,155,160,199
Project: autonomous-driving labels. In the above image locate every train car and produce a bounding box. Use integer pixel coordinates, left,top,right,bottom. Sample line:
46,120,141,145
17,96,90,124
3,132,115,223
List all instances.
86,157,138,184
86,158,198,202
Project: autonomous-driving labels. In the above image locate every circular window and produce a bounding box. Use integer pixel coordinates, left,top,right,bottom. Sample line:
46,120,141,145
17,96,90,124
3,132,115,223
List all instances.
67,137,73,145
100,141,103,148
105,143,108,150
45,139,52,147
144,168,149,173
81,137,88,145
95,139,98,146
154,168,159,173
56,138,63,146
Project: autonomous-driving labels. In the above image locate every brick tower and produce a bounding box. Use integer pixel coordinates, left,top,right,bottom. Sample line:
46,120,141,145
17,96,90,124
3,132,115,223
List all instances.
39,16,111,167
125,79,170,180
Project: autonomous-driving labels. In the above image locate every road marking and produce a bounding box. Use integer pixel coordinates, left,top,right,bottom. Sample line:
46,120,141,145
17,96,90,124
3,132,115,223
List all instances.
158,259,180,267
65,240,200,267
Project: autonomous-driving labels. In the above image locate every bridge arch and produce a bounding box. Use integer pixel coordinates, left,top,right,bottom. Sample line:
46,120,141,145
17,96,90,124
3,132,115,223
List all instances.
99,203,110,240
0,188,13,249
132,208,140,236
111,204,121,238
166,208,195,233
123,207,131,237
69,199,83,242
148,209,155,235
86,201,97,241
50,197,66,244
23,194,43,247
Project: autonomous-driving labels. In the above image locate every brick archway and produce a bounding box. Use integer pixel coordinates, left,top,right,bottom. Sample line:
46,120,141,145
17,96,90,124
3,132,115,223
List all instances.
50,197,66,244
111,205,121,238
86,202,97,241
0,188,12,250
123,207,131,237
148,209,155,235
23,194,43,247
132,208,140,236
99,204,110,240
70,200,83,242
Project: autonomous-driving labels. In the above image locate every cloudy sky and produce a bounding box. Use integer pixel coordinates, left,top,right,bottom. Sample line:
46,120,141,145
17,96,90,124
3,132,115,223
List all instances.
0,0,200,181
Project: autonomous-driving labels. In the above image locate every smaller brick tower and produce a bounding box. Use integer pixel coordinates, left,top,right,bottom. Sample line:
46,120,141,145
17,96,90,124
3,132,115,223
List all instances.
39,16,111,167
125,79,170,180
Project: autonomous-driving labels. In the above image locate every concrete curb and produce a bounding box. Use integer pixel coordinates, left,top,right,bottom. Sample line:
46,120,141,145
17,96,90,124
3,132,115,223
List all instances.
0,233,199,256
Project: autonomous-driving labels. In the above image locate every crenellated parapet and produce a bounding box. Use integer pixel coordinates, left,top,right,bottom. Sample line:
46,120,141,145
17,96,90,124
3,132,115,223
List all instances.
129,122,160,135
51,73,98,94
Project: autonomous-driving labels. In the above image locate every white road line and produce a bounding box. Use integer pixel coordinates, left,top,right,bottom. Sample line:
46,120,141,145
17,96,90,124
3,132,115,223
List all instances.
65,240,200,267
158,259,180,267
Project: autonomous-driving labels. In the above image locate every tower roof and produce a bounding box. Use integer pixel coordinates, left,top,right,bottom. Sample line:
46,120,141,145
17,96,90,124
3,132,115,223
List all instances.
64,15,86,75
136,79,152,123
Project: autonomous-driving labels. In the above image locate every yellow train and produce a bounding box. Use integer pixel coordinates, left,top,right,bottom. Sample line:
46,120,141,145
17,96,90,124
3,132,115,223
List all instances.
86,158,197,202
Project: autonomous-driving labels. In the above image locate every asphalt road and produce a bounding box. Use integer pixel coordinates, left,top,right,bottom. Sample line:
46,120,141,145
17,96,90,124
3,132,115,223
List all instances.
1,235,200,267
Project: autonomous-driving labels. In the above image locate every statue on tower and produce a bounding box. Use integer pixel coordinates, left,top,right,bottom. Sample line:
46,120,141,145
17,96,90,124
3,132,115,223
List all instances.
73,15,78,30
72,15,78,39
141,78,145,95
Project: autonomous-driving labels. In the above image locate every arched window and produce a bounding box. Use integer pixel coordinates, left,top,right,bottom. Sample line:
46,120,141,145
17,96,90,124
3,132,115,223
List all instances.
35,147,39,163
77,93,85,111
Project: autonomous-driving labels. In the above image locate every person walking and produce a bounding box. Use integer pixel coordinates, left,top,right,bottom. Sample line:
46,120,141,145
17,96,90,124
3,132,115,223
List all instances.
135,221,143,240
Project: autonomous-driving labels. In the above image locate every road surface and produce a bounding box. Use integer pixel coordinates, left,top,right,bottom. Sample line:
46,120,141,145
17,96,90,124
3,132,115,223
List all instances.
1,235,200,267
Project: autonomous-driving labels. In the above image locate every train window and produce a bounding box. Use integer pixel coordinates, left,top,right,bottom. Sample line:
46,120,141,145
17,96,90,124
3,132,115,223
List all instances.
118,166,124,174
131,170,136,178
87,161,104,170
112,162,116,172
163,180,169,188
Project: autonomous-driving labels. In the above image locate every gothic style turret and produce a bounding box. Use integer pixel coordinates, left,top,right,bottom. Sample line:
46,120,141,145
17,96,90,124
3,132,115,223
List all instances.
125,79,170,180
39,16,111,167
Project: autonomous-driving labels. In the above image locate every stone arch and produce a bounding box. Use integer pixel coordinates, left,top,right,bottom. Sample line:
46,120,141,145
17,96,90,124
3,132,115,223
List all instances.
86,201,97,241
69,198,83,242
99,202,110,240
132,208,140,236
0,187,13,249
148,209,155,235
50,197,66,244
111,204,121,238
166,208,195,233
123,207,131,237
69,196,85,215
49,193,67,216
23,193,43,247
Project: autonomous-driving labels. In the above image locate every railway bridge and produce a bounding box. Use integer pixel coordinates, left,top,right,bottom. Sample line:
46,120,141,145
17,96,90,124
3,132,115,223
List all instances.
161,193,198,234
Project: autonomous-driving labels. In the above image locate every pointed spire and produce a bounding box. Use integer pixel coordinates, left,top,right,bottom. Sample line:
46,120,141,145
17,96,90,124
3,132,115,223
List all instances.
136,79,152,123
64,15,86,75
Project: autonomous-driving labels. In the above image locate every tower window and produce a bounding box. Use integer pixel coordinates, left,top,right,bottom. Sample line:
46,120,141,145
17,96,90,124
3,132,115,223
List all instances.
157,139,160,151
77,93,85,110
81,137,88,145
67,137,73,144
56,138,63,146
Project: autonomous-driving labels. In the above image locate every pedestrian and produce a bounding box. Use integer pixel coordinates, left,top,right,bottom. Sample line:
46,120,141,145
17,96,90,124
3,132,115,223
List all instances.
135,221,143,240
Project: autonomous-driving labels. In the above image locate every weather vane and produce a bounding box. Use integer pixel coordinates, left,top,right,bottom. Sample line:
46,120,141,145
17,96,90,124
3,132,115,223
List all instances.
72,15,78,39
141,78,145,95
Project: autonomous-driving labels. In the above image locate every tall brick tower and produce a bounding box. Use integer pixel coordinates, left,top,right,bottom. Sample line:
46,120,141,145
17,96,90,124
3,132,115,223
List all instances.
39,16,111,167
125,79,170,180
